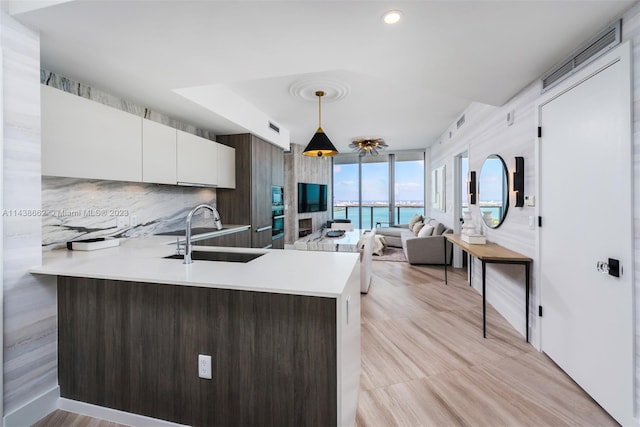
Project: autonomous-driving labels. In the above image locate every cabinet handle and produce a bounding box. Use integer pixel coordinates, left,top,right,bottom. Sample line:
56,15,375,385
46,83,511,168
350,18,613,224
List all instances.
256,225,272,233
262,244,273,249
273,215,286,220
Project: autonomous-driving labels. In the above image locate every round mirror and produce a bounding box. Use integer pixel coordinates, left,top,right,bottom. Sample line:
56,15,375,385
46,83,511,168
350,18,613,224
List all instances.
479,154,509,228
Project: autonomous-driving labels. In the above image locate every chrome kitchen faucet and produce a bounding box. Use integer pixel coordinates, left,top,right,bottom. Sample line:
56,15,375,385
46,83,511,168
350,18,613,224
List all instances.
183,203,222,264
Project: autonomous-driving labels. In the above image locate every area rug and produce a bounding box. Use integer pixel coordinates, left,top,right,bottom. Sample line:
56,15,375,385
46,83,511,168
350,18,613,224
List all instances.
372,246,407,262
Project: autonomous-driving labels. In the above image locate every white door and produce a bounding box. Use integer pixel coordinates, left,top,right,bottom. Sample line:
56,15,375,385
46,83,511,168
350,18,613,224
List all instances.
538,42,634,425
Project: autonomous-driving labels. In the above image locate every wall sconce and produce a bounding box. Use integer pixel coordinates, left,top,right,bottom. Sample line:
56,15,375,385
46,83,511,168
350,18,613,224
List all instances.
467,171,477,205
513,156,524,207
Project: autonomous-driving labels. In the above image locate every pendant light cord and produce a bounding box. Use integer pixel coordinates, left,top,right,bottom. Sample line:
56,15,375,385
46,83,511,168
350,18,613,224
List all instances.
315,90,324,129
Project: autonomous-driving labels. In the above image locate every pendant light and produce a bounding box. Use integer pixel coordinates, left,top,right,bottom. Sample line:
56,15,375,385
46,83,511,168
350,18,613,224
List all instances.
303,91,338,157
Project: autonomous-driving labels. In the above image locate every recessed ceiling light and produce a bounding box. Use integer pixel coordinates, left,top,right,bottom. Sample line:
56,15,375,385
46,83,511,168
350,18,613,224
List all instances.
382,10,402,25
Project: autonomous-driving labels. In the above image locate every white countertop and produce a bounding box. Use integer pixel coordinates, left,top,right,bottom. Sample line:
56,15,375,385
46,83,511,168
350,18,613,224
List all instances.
31,234,360,298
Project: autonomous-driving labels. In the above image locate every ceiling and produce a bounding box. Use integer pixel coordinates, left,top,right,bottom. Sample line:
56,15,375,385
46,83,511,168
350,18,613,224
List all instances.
8,0,635,152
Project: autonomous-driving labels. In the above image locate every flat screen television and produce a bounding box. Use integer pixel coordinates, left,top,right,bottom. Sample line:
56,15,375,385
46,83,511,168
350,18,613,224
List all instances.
298,182,328,213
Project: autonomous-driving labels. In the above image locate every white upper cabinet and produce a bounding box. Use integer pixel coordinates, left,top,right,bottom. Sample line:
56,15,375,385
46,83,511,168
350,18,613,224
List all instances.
216,143,236,189
176,130,218,186
42,85,235,188
41,85,142,182
142,119,177,185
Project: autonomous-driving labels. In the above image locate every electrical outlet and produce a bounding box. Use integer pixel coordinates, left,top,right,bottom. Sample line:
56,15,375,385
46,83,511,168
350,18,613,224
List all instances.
198,354,212,380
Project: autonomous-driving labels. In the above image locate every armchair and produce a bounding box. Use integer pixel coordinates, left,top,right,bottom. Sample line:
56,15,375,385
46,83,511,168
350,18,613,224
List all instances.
402,228,453,265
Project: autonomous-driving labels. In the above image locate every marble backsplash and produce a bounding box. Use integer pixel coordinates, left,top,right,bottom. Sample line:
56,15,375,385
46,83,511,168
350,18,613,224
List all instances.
42,177,217,249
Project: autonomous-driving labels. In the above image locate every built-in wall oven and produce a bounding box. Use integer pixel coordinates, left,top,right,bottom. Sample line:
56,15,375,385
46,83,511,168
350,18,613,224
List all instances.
272,186,285,244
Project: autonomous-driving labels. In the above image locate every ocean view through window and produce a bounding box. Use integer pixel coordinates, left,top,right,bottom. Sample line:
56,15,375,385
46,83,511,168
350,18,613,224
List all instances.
333,152,425,229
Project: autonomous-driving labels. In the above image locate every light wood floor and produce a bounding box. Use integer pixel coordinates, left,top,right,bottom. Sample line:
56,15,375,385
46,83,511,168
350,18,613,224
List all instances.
32,410,126,427
356,262,617,427
33,262,616,427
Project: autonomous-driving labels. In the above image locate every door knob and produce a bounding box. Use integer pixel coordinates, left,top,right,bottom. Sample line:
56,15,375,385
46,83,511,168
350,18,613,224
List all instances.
597,258,621,277
596,261,609,273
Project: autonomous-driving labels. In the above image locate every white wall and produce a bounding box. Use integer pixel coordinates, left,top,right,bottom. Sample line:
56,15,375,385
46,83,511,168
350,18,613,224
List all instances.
621,1,640,414
430,2,640,413
430,86,537,340
0,10,54,417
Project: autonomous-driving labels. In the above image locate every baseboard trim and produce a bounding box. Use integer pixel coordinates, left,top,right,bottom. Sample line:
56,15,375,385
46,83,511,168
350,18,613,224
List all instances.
59,398,188,427
1,387,189,427
3,385,60,427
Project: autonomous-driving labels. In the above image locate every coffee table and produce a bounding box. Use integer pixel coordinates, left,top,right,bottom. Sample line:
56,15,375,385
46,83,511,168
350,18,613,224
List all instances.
294,229,368,252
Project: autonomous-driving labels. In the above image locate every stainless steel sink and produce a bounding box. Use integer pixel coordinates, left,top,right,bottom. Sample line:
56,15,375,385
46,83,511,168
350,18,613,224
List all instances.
156,227,228,236
164,251,264,263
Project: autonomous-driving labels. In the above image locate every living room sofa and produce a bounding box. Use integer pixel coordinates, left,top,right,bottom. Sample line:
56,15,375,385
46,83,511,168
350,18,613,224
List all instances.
377,216,453,265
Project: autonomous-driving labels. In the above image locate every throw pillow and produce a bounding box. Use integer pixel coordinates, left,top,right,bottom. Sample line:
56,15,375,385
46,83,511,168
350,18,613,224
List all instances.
412,221,425,235
408,214,423,229
417,224,434,238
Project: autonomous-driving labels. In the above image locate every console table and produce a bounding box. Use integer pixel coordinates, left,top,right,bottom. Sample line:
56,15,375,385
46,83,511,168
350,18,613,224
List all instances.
443,234,532,342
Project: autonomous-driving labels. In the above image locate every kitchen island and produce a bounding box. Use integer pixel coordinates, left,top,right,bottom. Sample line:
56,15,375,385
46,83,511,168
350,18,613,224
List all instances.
31,236,361,427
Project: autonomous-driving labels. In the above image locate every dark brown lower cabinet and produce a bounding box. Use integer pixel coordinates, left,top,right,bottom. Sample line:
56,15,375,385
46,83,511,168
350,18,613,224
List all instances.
58,276,337,427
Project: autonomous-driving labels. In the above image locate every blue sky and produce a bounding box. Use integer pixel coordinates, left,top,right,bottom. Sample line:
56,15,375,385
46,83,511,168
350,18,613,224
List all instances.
333,160,425,203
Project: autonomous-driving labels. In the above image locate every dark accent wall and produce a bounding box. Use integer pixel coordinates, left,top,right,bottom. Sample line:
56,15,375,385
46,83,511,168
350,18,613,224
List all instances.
284,143,332,244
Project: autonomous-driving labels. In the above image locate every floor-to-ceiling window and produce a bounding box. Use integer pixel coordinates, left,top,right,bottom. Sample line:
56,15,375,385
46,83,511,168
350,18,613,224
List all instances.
361,154,389,229
333,151,425,229
394,151,426,224
333,154,361,227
